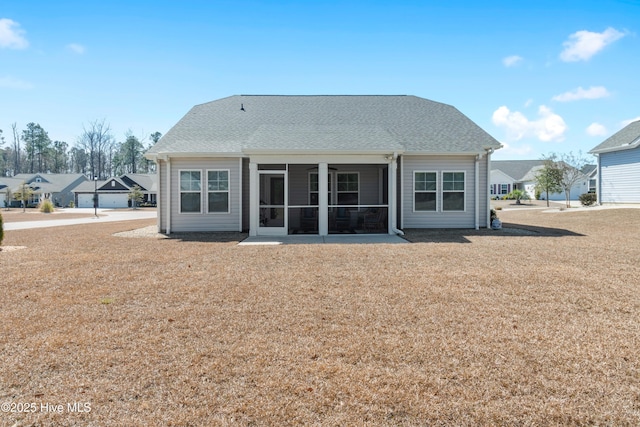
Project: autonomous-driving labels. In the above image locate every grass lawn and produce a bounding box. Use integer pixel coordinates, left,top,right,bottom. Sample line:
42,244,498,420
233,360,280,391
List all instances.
1,208,639,425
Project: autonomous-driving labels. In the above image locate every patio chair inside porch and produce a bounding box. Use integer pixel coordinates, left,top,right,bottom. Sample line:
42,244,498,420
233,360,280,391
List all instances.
363,208,387,232
332,207,352,232
299,207,318,233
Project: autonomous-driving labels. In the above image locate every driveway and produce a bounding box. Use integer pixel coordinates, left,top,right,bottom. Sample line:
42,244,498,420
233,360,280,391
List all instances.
3,208,157,231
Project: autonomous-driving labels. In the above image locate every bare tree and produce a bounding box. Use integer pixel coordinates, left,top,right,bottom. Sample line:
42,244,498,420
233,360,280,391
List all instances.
69,146,89,174
11,123,21,174
558,151,591,208
78,119,113,179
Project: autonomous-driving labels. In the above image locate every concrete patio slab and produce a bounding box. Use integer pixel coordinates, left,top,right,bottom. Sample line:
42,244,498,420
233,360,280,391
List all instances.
238,234,408,245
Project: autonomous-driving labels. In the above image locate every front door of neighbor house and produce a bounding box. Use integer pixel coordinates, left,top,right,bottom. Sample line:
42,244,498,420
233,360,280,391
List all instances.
258,171,287,235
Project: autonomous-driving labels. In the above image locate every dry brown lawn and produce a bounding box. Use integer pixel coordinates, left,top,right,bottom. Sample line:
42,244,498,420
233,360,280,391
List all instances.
1,208,639,426
1,208,102,223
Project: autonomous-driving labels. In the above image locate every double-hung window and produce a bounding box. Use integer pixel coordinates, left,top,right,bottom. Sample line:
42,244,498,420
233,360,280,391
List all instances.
442,172,465,211
207,170,229,213
414,172,437,211
336,172,358,205
180,170,201,213
309,173,331,205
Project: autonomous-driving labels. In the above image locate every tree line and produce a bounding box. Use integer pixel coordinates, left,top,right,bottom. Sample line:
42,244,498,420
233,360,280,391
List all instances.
0,120,161,179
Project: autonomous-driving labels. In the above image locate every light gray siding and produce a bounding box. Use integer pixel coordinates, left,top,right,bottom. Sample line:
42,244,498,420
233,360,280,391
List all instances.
242,158,250,231
402,155,478,228
600,146,640,203
169,157,242,232
158,160,167,232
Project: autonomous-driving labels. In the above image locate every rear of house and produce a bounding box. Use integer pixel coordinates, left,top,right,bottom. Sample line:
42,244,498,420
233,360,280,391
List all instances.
146,95,502,236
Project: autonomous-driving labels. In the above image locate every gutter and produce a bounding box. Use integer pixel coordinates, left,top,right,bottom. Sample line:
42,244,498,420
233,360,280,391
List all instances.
388,152,405,236
475,153,481,230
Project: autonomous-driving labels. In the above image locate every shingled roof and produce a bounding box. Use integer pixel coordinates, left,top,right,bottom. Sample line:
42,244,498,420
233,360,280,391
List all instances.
590,120,640,154
491,160,545,181
146,95,501,157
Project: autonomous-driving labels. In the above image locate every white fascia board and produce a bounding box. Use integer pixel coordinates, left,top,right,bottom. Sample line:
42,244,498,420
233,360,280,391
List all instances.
403,151,485,156
248,153,395,164
151,151,245,161
589,141,640,155
242,149,403,156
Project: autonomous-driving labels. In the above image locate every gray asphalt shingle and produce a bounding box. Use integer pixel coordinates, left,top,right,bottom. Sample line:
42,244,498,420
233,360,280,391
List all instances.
590,120,640,153
147,95,501,156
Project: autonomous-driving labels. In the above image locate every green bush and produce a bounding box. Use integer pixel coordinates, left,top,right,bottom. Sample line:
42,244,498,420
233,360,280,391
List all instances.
506,189,530,201
68,200,75,208
39,199,55,213
534,187,542,200
579,193,597,207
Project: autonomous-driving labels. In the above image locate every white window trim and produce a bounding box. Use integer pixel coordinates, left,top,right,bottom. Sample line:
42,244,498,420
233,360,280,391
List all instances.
442,171,466,212
413,170,438,212
178,169,202,214
500,183,508,195
335,171,360,206
308,171,332,206
206,169,231,214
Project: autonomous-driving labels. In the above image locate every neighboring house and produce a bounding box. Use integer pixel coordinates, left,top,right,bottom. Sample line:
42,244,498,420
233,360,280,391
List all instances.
491,160,591,201
0,177,23,207
145,95,502,236
3,173,87,207
121,173,158,205
582,164,598,194
72,174,157,208
589,120,640,204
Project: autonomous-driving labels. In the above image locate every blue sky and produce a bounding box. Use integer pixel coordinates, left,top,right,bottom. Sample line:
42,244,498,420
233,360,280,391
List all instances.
1,0,639,160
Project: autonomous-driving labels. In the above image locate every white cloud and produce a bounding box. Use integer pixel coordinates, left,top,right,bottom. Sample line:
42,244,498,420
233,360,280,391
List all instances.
0,18,29,49
560,27,624,62
586,122,607,137
492,105,567,142
621,116,640,127
496,142,534,157
67,43,86,54
0,75,34,90
552,86,610,102
502,55,523,67
524,99,533,108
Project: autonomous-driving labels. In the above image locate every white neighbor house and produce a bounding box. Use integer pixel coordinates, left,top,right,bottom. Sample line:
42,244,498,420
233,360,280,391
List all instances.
145,95,503,236
491,160,594,201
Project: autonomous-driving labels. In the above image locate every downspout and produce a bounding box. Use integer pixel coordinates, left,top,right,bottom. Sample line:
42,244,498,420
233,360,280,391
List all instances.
486,148,494,227
238,158,243,232
389,152,405,236
166,156,171,234
475,153,481,230
595,153,601,205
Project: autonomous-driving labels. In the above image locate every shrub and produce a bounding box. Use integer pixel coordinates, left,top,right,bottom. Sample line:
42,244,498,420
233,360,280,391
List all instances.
0,212,3,247
579,193,597,207
39,199,55,213
506,189,530,201
490,208,499,222
68,200,75,208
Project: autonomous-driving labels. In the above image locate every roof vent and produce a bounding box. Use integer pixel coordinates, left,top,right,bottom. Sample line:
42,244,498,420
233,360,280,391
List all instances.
240,103,245,112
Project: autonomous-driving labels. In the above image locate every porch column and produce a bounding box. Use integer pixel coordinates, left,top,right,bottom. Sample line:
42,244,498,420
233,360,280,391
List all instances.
388,158,397,235
318,162,329,236
249,162,258,236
